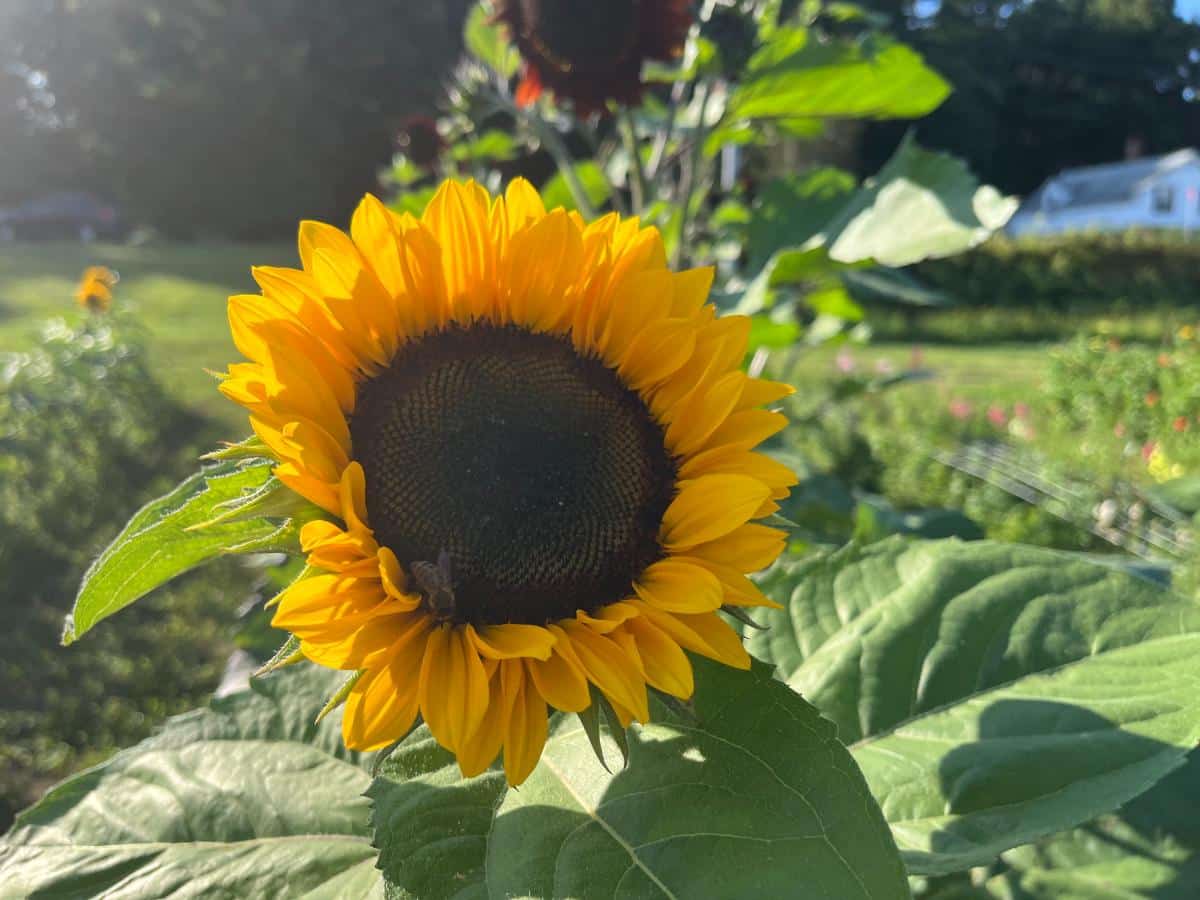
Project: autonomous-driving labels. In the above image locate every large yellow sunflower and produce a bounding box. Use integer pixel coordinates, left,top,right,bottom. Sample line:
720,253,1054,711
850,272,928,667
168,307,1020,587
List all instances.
220,179,795,785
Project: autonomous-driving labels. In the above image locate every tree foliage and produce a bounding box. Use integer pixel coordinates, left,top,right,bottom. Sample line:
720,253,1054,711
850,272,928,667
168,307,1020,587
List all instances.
0,0,469,237
859,0,1200,193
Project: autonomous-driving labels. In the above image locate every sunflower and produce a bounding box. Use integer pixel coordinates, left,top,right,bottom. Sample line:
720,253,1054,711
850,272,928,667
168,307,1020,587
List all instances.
496,0,693,115
75,266,117,313
221,178,795,784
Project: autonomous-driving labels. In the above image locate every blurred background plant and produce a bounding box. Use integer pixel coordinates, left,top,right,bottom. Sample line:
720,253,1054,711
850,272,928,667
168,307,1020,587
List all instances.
0,288,270,826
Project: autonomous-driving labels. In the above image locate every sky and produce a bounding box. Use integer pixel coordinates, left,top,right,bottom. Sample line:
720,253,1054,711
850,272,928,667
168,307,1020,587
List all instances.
1182,0,1200,21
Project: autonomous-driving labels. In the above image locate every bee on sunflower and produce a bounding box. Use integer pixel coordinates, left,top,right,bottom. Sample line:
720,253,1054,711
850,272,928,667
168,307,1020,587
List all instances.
221,179,795,785
75,266,118,313
495,0,693,115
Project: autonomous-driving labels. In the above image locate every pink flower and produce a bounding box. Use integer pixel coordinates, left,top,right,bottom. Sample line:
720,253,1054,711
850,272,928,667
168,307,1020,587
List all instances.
948,398,973,420
1013,402,1030,420
1142,441,1157,462
987,405,1008,427
1114,422,1126,438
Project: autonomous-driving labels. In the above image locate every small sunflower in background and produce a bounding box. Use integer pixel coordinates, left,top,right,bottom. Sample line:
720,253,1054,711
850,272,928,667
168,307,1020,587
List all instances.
495,0,693,115
75,265,118,313
221,178,794,784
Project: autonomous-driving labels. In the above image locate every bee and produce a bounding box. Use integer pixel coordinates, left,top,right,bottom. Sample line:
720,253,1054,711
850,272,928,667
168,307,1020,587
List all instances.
410,549,457,622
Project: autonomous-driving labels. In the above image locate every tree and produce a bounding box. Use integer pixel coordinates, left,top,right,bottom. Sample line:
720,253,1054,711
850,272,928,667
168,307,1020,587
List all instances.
1,0,470,237
859,0,1200,194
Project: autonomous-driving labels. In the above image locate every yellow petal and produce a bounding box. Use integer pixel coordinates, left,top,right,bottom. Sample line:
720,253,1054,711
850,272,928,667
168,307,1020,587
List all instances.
423,180,496,320
679,448,798,498
419,625,491,752
625,617,694,699
377,547,421,609
527,628,591,713
669,267,715,318
504,662,549,786
273,462,340,516
662,475,771,550
737,377,794,410
502,178,547,234
456,670,511,778
342,639,425,751
573,601,640,633
636,605,751,670
302,609,425,670
633,558,724,613
338,463,371,534
664,371,746,457
703,409,789,453
560,622,649,723
467,624,556,661
695,559,781,609
688,524,788,572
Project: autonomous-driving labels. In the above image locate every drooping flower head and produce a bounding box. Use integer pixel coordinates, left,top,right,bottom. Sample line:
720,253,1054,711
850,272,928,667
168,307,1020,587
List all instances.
496,0,693,115
396,115,445,170
221,179,795,784
75,266,117,313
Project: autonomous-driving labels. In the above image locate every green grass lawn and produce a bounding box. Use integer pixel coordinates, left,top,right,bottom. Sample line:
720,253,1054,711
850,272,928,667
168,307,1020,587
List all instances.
0,240,1059,427
0,241,293,429
788,341,1051,401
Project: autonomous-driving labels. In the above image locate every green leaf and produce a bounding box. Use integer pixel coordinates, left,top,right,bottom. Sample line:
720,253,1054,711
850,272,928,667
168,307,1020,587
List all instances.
999,750,1200,898
368,727,506,900
742,139,1015,312
541,161,612,214
747,168,858,270
450,129,520,163
463,1,519,78
729,27,950,122
824,134,1019,266
64,459,304,645
749,537,1200,876
485,658,910,900
0,665,381,899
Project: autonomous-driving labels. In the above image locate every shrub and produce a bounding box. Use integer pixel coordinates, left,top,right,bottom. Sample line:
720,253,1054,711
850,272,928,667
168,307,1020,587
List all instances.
0,315,248,826
912,230,1200,310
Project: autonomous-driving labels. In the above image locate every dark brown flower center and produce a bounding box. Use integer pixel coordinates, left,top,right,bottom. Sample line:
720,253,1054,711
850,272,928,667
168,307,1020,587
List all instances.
350,324,676,626
518,0,641,72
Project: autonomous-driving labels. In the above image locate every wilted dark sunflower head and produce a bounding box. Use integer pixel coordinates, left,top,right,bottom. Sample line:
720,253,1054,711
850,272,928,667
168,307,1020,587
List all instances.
497,0,693,115
396,115,444,169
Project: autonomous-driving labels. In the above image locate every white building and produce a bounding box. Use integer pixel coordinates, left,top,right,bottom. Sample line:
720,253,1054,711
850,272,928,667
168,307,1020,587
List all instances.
1006,148,1200,237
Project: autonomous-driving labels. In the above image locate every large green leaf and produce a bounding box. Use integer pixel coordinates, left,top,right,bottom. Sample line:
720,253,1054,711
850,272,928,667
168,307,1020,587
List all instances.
995,750,1200,899
64,459,310,645
368,728,506,900
0,665,382,899
729,27,950,122
740,139,1013,316
824,135,1018,266
485,658,910,900
748,537,1200,876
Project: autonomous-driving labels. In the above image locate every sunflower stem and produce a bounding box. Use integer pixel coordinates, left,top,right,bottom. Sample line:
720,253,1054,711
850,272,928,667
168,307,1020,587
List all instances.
619,109,650,215
648,80,686,181
525,111,599,219
672,79,714,269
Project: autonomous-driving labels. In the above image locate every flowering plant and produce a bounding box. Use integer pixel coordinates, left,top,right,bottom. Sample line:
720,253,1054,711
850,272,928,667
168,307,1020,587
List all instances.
4,4,1200,899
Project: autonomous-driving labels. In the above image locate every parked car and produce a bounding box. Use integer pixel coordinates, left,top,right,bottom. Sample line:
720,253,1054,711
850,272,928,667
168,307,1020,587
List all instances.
0,192,125,241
